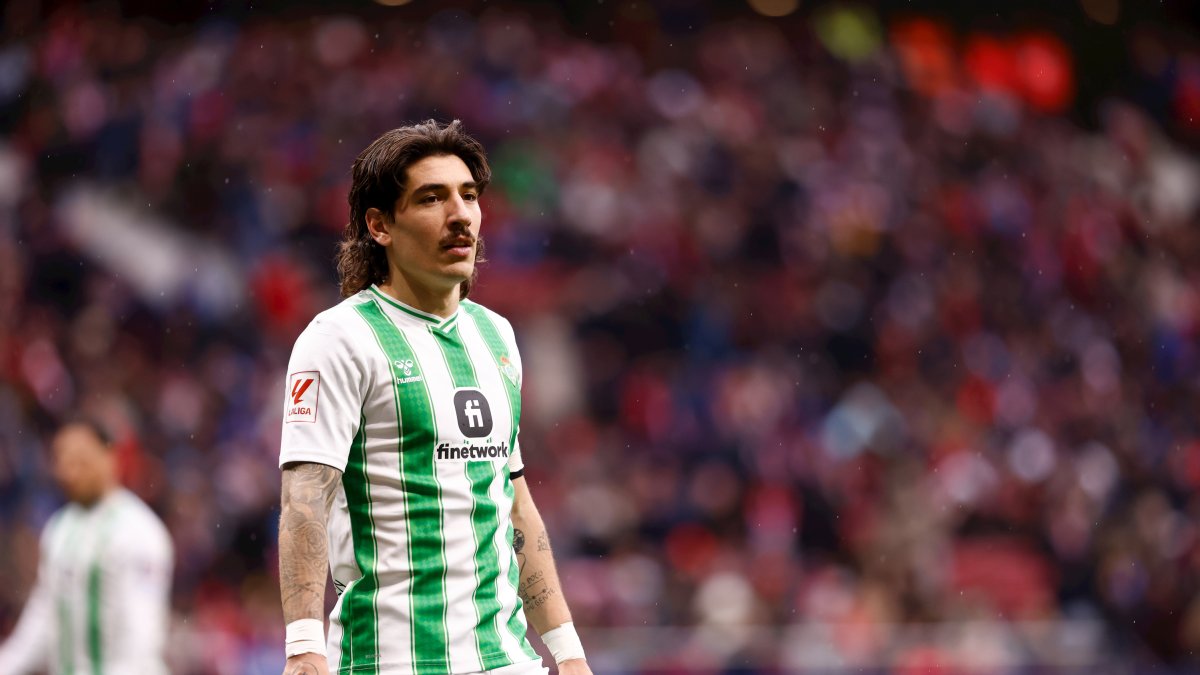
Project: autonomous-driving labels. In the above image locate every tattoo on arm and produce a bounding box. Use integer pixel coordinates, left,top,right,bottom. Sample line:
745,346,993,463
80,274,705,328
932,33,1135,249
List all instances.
517,527,558,610
514,528,527,574
519,572,558,611
279,463,341,623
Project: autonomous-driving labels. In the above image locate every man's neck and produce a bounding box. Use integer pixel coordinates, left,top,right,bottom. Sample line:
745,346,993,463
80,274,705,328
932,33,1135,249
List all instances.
377,277,461,319
79,482,120,509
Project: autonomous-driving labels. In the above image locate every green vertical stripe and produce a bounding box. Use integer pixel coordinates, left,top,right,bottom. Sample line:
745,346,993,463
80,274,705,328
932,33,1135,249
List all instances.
339,415,374,672
461,303,538,659
88,561,102,674
432,325,477,387
431,325,509,668
356,299,451,673
58,598,74,673
86,499,123,674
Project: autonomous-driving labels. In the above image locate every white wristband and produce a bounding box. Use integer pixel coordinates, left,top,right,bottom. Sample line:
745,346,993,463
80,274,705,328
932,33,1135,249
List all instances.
285,619,326,658
539,621,585,664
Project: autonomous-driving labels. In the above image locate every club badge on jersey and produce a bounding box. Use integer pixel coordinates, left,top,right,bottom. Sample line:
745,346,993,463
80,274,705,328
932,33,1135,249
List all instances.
499,355,519,388
286,371,320,423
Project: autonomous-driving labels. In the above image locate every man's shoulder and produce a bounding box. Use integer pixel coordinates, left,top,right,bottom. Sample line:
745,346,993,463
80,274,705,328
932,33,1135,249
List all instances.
43,503,79,537
298,292,375,342
461,300,520,361
311,292,374,328
113,490,166,528
110,491,173,552
460,299,514,331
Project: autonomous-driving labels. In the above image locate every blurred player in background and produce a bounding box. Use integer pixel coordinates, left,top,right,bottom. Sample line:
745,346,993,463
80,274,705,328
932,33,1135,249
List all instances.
278,120,590,675
0,420,174,674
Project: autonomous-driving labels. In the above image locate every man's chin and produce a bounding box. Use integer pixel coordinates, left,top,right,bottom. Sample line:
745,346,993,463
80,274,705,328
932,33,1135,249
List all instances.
423,267,470,296
67,491,99,506
442,261,475,282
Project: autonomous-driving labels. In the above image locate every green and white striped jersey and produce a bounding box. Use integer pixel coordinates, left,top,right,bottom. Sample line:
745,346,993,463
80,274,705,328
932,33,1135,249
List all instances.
0,489,173,675
279,286,539,674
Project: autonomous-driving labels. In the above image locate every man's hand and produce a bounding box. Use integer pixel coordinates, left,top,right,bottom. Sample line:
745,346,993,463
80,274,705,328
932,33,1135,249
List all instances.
557,658,592,675
283,652,330,675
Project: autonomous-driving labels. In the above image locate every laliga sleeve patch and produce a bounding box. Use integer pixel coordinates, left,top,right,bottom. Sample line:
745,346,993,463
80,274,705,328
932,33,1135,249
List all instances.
286,371,320,423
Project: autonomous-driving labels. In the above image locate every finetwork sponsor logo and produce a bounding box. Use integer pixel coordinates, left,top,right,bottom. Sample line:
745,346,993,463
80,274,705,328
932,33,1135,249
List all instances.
436,441,510,461
454,389,493,438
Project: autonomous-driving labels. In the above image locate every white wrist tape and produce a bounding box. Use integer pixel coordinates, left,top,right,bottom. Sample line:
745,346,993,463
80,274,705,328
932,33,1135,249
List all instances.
539,621,585,664
285,619,326,658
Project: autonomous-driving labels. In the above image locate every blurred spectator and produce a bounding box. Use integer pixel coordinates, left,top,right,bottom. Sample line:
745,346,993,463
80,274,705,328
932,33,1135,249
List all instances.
0,1,1198,672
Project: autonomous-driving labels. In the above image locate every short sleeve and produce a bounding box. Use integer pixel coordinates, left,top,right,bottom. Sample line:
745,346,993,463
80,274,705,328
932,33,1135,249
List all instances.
0,512,62,671
501,316,525,476
279,320,367,472
108,510,173,672
508,436,524,475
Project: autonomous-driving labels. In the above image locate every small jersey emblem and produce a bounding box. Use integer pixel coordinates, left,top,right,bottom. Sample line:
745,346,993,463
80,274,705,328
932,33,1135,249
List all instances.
286,371,320,423
499,355,519,387
394,359,423,385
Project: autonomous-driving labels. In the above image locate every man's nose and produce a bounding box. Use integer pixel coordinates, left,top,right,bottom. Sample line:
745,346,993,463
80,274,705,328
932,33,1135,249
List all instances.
446,193,472,225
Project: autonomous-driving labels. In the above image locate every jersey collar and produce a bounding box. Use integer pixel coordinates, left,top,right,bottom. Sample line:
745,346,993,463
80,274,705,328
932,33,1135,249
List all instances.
368,285,460,332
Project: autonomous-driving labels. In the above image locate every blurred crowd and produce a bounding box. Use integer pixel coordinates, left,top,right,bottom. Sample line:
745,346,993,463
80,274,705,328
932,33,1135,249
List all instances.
1,1,1199,672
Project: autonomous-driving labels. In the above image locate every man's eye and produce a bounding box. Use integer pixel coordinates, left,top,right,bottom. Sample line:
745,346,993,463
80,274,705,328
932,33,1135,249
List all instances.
463,193,478,202
421,194,439,204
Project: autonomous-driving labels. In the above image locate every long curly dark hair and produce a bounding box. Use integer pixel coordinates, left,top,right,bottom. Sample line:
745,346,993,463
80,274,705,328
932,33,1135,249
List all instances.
336,119,492,298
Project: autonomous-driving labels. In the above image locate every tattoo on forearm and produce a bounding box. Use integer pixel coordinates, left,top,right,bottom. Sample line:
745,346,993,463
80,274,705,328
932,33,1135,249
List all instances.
519,570,544,595
279,463,340,623
522,583,557,611
513,519,563,616
518,561,557,611
514,527,528,574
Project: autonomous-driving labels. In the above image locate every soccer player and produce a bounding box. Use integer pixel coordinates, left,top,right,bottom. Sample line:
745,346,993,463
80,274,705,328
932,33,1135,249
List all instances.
278,120,590,675
0,420,174,674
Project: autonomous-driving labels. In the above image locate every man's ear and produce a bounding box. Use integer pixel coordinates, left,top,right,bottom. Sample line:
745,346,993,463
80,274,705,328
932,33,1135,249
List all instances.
365,207,392,246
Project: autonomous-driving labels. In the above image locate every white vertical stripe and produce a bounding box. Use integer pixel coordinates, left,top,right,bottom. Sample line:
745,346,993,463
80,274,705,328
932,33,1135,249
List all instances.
373,579,413,666
49,508,77,673
78,507,98,671
326,486,355,600
326,603,345,667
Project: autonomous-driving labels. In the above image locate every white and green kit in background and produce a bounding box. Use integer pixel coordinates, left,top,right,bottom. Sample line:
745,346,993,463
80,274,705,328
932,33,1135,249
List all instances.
0,488,174,674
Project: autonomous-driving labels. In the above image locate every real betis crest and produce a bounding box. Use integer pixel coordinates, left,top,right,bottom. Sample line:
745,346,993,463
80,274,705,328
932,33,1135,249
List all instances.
499,355,519,387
